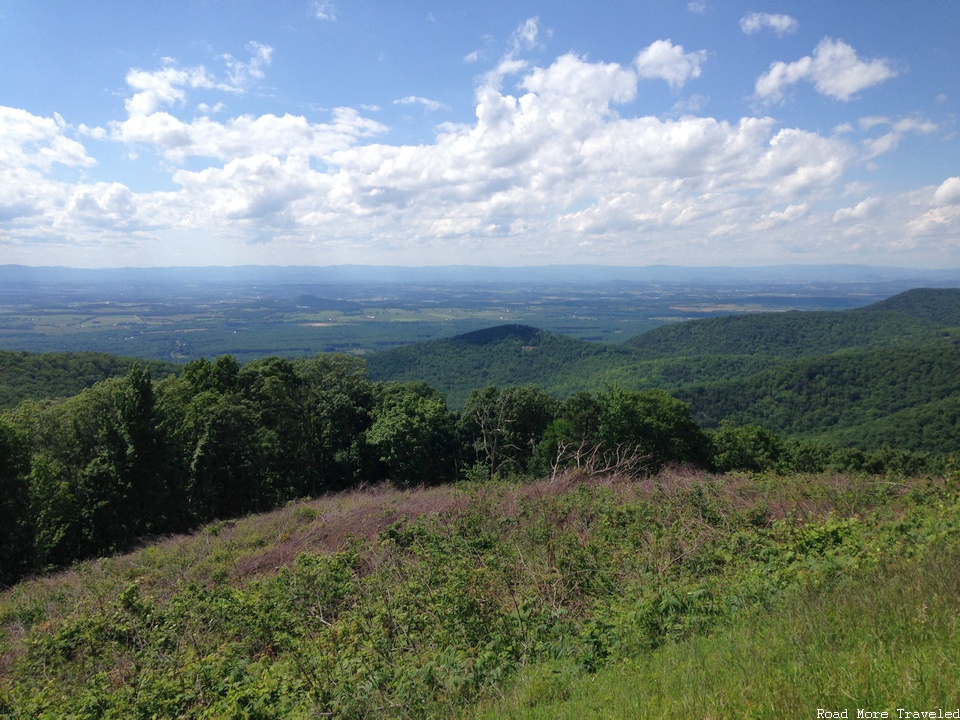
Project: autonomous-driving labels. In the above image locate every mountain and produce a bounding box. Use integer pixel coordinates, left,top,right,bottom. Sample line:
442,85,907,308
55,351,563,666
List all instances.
5,263,960,288
365,324,636,408
367,288,960,451
859,287,960,326
621,306,947,359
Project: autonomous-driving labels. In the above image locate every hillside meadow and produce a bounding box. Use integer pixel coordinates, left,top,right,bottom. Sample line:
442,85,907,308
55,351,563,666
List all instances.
2,466,960,717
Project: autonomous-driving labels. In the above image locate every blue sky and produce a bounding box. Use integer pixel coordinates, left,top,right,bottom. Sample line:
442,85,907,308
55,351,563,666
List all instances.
1,1,958,268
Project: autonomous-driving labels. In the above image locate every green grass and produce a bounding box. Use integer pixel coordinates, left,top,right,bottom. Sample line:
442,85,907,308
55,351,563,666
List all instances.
476,547,960,718
2,470,960,718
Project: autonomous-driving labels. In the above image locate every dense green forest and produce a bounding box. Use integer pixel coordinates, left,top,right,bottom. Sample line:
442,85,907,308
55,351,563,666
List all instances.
0,351,179,411
368,289,960,455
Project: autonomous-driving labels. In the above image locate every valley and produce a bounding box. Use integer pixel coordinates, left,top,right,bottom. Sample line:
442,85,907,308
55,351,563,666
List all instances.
1,264,948,362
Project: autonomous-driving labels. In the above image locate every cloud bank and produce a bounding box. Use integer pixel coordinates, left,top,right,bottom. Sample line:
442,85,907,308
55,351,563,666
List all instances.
0,19,951,267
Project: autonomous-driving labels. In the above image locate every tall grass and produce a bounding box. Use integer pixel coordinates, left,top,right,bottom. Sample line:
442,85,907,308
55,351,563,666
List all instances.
477,547,960,718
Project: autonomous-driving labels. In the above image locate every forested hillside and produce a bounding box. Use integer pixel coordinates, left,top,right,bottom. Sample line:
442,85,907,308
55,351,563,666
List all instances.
368,288,960,453
676,342,960,443
621,307,946,359
365,324,637,408
859,287,960,326
0,351,179,410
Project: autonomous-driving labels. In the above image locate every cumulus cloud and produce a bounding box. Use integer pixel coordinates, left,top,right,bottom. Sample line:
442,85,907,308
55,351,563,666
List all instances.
740,12,798,36
907,205,960,238
635,40,706,88
755,38,896,101
63,182,142,230
124,65,207,116
859,115,939,158
6,32,945,266
0,107,94,170
933,177,960,206
0,106,97,230
112,46,386,163
116,108,387,163
750,203,809,231
833,197,880,222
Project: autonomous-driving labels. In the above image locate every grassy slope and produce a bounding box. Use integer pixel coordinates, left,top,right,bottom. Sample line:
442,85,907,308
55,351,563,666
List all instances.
3,469,960,717
478,547,960,718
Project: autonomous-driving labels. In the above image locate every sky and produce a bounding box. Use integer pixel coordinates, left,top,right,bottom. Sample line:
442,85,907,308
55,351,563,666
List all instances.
1,1,958,269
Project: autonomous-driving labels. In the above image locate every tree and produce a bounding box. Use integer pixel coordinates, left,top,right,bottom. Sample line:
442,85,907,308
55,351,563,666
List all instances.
295,354,376,493
709,420,784,473
460,385,557,477
179,389,261,520
240,357,311,503
0,417,32,583
70,365,168,553
595,388,709,474
366,383,458,487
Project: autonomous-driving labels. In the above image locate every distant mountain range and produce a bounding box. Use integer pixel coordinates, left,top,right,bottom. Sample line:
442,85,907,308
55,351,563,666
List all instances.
4,263,960,287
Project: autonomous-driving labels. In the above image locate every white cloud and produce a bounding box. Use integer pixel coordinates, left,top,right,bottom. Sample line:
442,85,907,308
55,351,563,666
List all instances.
0,106,94,170
63,182,141,229
511,17,543,53
750,203,809,231
833,197,880,222
687,1,708,14
394,96,451,113
198,102,226,115
311,1,336,21
860,116,939,158
635,40,706,88
907,204,960,238
5,37,950,267
740,12,798,36
116,109,387,163
222,42,273,88
122,45,272,118
756,38,896,102
111,46,386,163
933,177,960,206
